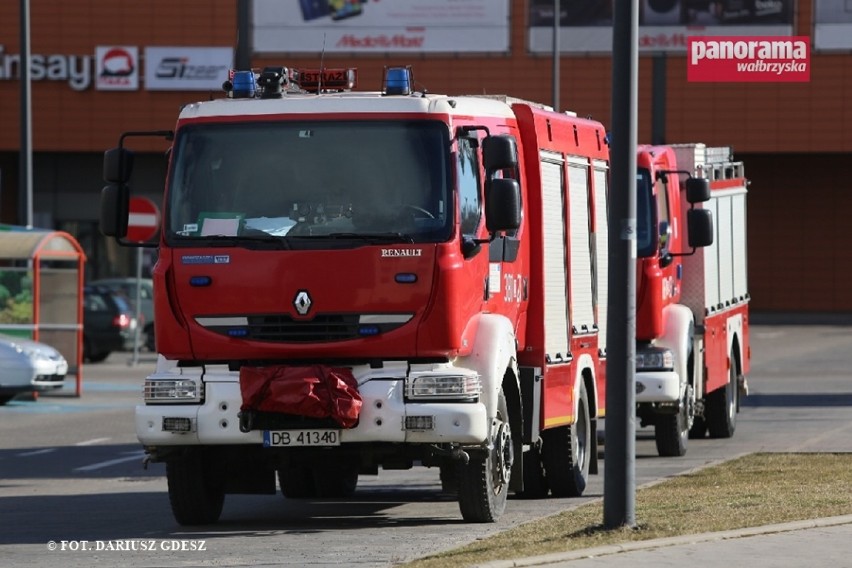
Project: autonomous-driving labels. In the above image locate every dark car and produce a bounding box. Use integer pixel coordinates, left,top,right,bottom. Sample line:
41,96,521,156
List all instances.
89,278,155,351
83,285,144,363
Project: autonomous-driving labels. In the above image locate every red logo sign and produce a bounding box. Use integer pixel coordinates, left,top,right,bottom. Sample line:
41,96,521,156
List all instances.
687,36,810,83
127,197,160,243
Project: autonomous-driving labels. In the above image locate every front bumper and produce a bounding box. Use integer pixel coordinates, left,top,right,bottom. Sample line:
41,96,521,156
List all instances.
136,375,488,447
635,370,680,403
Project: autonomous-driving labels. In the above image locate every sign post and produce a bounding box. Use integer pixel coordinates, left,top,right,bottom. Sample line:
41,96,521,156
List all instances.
127,197,159,365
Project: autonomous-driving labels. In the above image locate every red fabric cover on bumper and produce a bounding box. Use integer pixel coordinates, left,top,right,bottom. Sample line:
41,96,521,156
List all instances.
239,365,362,428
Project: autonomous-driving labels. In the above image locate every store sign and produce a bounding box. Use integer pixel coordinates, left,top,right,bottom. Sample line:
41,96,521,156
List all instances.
0,45,92,91
144,47,232,91
527,0,796,53
251,0,510,54
95,46,139,91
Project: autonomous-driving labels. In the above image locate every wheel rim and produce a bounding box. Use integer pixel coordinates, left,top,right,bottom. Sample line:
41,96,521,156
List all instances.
727,359,737,420
574,402,588,467
491,418,513,495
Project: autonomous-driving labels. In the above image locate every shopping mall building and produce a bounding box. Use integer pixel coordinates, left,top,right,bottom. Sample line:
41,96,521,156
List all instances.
0,0,849,313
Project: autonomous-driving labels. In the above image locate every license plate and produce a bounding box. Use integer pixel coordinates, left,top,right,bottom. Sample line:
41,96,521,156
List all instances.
263,429,341,447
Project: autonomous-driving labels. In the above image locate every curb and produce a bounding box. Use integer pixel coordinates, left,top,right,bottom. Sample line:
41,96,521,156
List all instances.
473,515,852,568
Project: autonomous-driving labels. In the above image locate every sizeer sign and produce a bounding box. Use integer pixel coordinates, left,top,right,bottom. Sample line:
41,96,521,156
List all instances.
0,45,232,91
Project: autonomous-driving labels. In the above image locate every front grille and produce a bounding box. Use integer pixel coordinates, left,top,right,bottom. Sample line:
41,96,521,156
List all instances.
199,312,413,343
247,314,360,342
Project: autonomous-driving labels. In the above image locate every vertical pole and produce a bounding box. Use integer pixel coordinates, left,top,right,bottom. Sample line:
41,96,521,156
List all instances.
604,0,638,530
651,53,667,145
19,0,33,228
552,0,560,112
235,0,252,69
130,247,143,366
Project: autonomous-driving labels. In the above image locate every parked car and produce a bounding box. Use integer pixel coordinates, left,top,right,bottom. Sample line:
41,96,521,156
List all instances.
0,333,69,405
83,285,144,363
89,278,155,352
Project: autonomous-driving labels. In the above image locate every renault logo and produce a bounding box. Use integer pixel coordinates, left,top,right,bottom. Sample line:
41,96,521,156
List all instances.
293,290,312,315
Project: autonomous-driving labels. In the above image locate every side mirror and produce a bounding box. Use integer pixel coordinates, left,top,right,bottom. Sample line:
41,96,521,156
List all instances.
482,135,518,172
687,208,713,248
685,177,710,204
100,183,129,238
485,178,521,233
103,147,135,184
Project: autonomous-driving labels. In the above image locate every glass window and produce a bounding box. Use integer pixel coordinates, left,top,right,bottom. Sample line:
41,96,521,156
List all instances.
637,169,656,258
457,137,482,237
166,120,452,247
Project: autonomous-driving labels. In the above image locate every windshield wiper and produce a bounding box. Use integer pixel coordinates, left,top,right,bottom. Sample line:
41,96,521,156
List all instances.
189,232,291,250
324,232,415,244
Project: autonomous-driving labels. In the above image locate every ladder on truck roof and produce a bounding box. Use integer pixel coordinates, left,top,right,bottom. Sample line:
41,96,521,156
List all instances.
671,143,745,182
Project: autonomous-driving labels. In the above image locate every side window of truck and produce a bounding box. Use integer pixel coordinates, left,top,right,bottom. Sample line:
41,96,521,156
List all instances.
457,137,482,237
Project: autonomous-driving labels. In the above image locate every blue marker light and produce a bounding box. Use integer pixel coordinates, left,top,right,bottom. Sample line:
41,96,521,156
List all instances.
189,276,212,287
384,67,412,96
227,328,249,337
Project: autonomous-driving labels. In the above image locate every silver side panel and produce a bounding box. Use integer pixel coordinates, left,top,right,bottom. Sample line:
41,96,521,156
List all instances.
540,153,570,362
568,159,595,332
593,161,609,352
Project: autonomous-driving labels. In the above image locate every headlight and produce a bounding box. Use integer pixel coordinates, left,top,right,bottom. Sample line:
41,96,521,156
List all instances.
405,372,481,401
144,379,202,403
636,348,674,371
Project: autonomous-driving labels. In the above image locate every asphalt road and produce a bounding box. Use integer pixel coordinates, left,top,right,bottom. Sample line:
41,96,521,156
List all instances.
2,323,851,567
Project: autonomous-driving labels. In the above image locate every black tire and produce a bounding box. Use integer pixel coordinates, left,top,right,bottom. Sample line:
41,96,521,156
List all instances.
655,385,693,457
706,351,738,438
0,394,15,405
313,462,359,498
542,382,591,497
278,465,317,499
689,415,708,439
439,463,459,495
166,450,225,526
517,444,548,499
457,388,513,522
87,350,110,363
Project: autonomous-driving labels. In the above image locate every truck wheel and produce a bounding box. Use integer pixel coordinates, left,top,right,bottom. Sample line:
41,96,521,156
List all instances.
542,382,590,497
655,386,692,457
166,450,225,525
278,465,316,498
457,388,513,522
313,461,359,498
706,350,738,438
440,463,459,495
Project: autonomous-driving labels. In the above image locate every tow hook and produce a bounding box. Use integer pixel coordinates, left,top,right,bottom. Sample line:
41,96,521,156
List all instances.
429,444,470,464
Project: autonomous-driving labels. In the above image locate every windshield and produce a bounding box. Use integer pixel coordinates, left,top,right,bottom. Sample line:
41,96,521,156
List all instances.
166,120,451,245
637,168,656,258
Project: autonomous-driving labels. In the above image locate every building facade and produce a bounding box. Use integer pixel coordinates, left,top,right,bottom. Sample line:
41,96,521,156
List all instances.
0,0,850,312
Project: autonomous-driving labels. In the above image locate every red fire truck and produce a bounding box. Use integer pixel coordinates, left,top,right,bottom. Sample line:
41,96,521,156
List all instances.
634,143,750,457
100,66,610,524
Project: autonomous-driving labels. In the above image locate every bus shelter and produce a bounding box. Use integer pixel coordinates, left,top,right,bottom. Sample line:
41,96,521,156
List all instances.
0,228,86,396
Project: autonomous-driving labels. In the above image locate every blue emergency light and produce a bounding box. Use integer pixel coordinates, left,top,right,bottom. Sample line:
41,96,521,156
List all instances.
230,71,257,98
383,66,412,96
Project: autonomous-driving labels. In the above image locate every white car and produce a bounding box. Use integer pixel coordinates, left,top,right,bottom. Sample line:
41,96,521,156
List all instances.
0,334,69,405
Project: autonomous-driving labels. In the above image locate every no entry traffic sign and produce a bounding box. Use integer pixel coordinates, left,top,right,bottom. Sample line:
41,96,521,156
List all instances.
127,196,160,243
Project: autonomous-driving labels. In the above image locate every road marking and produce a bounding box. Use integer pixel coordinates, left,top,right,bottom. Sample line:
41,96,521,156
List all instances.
75,437,111,446
17,448,56,457
74,450,146,472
